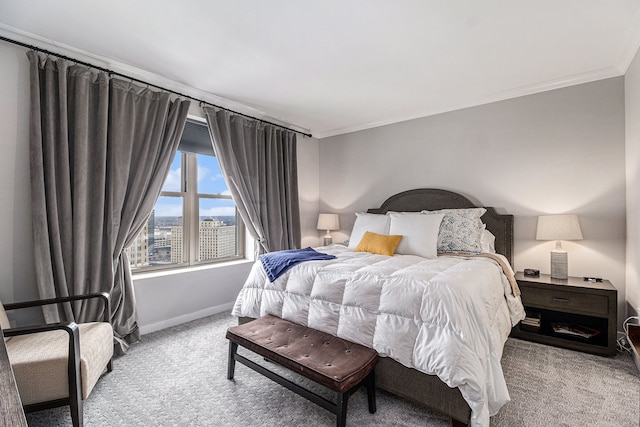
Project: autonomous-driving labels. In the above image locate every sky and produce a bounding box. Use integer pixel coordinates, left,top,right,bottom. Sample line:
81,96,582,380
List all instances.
154,152,236,218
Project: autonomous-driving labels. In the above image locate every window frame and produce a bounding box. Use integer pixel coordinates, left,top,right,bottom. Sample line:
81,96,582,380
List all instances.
130,148,245,274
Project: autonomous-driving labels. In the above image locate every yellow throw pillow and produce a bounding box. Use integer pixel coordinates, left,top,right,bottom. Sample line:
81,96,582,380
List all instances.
355,231,403,256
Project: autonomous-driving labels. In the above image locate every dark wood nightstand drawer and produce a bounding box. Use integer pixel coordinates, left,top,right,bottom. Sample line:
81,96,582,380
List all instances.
513,272,617,356
520,287,609,316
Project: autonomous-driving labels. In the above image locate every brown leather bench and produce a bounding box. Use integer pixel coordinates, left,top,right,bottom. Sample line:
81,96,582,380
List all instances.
226,315,378,427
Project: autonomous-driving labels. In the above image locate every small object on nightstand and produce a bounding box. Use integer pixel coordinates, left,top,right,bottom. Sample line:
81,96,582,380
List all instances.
523,268,540,277
551,322,601,339
521,311,541,332
583,277,603,282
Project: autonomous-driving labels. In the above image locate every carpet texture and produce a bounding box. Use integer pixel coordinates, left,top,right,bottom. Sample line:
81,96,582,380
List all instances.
25,311,639,426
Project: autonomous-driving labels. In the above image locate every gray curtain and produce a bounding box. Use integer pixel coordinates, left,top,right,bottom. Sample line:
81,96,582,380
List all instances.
202,107,300,253
28,51,190,351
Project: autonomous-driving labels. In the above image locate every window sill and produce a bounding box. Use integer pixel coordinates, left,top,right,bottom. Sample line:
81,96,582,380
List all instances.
132,258,254,280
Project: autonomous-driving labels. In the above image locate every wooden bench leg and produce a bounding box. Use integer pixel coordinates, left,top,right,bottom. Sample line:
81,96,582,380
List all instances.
451,419,468,427
336,391,348,427
227,341,238,380
365,371,376,414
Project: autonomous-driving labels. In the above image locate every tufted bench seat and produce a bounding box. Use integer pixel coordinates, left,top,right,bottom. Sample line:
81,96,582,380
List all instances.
226,315,378,427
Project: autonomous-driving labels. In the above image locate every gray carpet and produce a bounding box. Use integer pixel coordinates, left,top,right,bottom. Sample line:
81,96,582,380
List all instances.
25,311,639,427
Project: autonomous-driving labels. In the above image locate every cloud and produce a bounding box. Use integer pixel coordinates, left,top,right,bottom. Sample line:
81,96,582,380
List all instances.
162,167,181,192
154,202,183,217
198,166,211,183
200,206,236,217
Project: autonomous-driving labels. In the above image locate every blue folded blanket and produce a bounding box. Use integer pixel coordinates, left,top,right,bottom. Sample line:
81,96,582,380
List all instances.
259,247,336,282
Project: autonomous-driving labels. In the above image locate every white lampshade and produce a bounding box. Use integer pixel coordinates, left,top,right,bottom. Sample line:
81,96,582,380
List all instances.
317,213,340,231
317,213,339,245
536,214,583,280
536,214,583,241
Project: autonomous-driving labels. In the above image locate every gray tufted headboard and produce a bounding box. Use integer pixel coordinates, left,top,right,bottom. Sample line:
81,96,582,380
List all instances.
366,188,514,265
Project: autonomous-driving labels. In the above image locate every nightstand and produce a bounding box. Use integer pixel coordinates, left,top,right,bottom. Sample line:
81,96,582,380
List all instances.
511,272,617,356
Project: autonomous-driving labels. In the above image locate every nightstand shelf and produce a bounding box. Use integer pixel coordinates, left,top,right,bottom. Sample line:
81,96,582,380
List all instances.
511,272,617,356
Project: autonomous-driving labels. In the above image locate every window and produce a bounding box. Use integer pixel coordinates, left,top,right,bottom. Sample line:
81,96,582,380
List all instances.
126,118,244,271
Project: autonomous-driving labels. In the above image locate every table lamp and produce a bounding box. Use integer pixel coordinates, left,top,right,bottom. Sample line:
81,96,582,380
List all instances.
317,213,339,245
536,214,583,280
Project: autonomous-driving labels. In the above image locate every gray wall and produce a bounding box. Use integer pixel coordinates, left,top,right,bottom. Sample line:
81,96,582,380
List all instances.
298,136,322,247
134,259,253,334
319,78,627,324
0,42,38,315
626,47,640,316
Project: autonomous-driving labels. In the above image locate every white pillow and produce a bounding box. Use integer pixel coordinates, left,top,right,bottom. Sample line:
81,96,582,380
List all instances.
388,212,444,259
481,228,496,253
348,213,390,249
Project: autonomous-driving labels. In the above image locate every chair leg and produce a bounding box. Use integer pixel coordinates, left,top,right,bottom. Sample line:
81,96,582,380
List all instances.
69,358,83,427
69,396,83,427
66,324,83,427
227,341,238,380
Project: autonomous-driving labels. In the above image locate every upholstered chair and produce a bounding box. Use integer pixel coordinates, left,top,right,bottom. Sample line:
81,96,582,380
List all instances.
1,293,114,427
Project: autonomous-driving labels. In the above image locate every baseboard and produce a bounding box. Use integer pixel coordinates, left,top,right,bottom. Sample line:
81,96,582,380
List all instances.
139,302,235,335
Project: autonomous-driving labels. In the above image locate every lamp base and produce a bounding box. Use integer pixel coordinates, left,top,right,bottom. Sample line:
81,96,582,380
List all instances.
323,236,333,245
550,249,568,280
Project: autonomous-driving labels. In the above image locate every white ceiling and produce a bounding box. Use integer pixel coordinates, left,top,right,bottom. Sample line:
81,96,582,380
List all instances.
1,1,640,138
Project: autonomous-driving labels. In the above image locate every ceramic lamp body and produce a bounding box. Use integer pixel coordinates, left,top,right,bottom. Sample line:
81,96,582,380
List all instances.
536,215,582,280
550,241,568,279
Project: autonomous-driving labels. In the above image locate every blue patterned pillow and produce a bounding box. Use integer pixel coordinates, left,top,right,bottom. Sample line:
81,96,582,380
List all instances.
422,208,486,254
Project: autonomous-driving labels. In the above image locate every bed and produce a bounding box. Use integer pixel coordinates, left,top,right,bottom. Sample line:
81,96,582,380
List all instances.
232,188,524,427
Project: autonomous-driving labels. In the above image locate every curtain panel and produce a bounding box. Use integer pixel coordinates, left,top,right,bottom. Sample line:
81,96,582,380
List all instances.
27,51,190,351
202,107,301,254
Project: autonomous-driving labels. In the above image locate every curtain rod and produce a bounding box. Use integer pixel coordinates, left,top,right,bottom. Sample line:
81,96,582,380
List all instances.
0,35,313,138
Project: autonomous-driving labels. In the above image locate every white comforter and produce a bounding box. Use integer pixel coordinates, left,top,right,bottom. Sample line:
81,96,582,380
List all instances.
232,245,525,427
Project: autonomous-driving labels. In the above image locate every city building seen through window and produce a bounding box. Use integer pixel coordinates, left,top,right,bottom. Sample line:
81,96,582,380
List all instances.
126,119,244,271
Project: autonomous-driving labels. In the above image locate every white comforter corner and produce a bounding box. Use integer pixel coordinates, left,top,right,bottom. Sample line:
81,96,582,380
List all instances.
232,245,525,427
